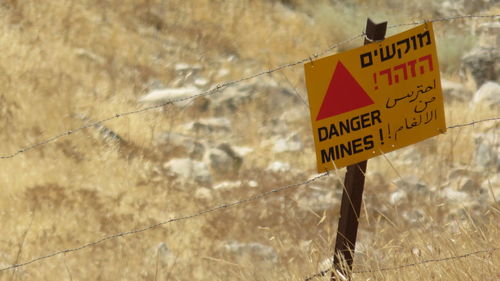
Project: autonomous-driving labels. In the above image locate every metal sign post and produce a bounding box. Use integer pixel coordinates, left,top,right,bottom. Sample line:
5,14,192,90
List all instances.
331,18,387,280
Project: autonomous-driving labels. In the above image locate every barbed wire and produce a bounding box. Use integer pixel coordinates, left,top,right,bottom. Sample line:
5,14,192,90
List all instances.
447,117,500,129
1,12,498,274
305,247,499,280
1,14,498,160
0,172,329,272
387,14,500,29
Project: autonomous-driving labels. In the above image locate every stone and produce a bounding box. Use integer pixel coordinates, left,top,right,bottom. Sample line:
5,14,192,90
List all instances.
458,178,480,193
272,134,303,153
194,77,209,87
184,117,231,134
473,81,500,107
209,80,302,115
155,242,177,266
231,146,253,156
402,209,425,224
441,187,469,203
440,79,469,103
138,86,200,107
222,241,278,263
462,47,499,89
293,186,339,212
216,68,230,79
209,83,254,114
248,180,259,188
474,130,500,169
481,174,500,201
389,189,408,205
164,158,212,184
448,168,476,180
266,161,291,173
174,62,202,73
159,133,205,159
213,181,242,190
393,175,429,193
194,187,213,200
204,143,243,175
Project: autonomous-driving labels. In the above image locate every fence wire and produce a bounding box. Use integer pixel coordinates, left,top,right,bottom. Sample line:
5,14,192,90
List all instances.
0,114,497,272
305,247,499,280
1,14,498,160
1,13,499,278
0,172,329,272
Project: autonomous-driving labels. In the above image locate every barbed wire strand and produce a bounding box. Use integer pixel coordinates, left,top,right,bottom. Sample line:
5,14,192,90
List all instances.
0,173,329,272
387,14,500,29
447,117,500,129
0,34,361,160
0,117,497,272
0,112,497,272
1,14,498,160
305,247,499,280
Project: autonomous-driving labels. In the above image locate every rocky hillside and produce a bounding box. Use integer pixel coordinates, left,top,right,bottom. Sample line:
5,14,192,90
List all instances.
0,1,498,280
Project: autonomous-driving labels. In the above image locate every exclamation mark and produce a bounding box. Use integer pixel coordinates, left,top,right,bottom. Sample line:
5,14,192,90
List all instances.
373,73,378,90
379,128,384,145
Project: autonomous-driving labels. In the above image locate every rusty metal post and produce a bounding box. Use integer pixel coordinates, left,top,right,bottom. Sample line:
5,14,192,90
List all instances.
331,18,387,280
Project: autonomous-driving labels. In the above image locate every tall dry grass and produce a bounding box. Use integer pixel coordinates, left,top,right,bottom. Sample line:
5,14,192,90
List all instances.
0,0,499,280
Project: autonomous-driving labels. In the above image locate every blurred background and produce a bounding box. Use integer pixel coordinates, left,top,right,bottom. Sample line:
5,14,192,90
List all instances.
0,0,498,280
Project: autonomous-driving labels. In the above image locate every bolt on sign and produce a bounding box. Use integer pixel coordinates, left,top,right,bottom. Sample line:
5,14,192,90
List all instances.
304,23,446,173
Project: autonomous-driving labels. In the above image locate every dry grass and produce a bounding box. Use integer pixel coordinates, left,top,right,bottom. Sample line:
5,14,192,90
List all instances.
0,0,499,280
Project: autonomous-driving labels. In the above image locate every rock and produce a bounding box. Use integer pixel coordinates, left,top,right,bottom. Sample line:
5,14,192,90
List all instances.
481,174,500,201
216,68,230,79
248,180,259,188
194,77,209,87
194,187,213,200
389,189,408,205
164,158,212,184
441,187,469,203
231,146,253,156
474,130,500,169
280,108,307,123
139,86,200,107
441,79,469,103
209,83,254,114
462,47,499,89
475,21,500,48
294,186,339,212
174,62,202,73
213,180,257,190
184,117,231,134
272,134,303,153
74,48,105,64
155,242,176,266
266,161,291,173
213,181,242,190
473,81,500,107
458,178,481,193
222,241,278,263
209,81,302,115
402,209,425,224
159,133,205,159
448,168,476,180
204,143,243,175
393,175,429,193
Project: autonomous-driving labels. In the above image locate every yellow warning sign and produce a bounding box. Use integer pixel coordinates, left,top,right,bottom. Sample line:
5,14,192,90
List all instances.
305,23,446,173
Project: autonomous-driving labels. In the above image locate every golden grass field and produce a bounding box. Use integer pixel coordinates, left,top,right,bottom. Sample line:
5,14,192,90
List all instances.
0,0,499,280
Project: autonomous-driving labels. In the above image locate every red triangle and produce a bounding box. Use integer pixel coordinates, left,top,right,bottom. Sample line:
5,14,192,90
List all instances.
316,61,374,121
